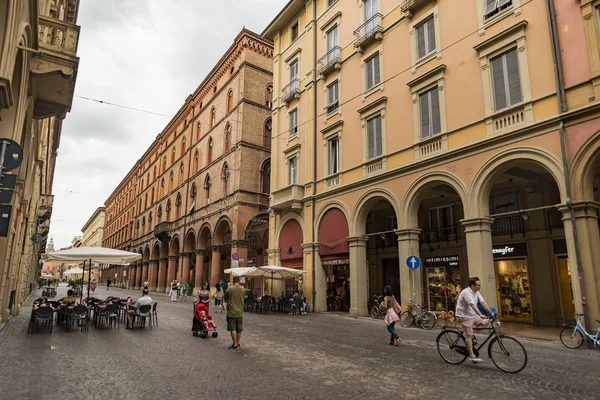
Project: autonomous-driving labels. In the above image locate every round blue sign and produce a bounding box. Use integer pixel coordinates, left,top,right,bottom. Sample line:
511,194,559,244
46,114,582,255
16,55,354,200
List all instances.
232,253,239,260
406,256,421,270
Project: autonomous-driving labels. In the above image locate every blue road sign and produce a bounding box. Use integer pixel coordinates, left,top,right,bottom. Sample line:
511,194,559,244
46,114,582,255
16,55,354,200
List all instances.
232,253,239,260
406,256,421,270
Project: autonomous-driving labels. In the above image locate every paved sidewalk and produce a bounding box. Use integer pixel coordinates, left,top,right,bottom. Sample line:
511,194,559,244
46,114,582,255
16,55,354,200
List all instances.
0,284,598,400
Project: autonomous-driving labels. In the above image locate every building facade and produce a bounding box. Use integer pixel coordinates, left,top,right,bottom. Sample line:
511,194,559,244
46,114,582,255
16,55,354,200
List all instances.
263,0,600,329
0,0,80,325
103,29,273,295
80,206,105,279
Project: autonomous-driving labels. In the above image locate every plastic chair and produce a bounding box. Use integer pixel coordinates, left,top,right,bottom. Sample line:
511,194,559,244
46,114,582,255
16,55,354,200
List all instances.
101,304,120,329
32,307,54,333
136,304,152,329
69,305,89,332
151,302,158,327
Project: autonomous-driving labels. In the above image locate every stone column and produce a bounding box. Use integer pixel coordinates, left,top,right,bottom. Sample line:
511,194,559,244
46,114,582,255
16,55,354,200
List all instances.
210,245,222,288
194,249,207,296
303,242,325,312
167,256,178,289
347,236,368,317
181,252,191,284
157,257,168,293
559,202,600,330
142,262,149,286
396,228,422,306
461,217,497,310
148,260,158,291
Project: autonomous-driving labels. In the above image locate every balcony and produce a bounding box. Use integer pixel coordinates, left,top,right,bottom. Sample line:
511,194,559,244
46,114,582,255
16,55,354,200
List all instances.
270,184,305,212
154,221,173,240
38,194,54,221
420,225,460,245
31,16,80,118
400,0,436,17
353,14,383,52
318,46,341,77
492,216,525,237
281,79,300,105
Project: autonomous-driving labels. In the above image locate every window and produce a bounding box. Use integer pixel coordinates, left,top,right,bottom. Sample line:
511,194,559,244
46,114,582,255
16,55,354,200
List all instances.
196,122,201,141
213,86,217,93
364,0,379,30
181,137,186,155
327,81,339,113
484,0,513,20
227,90,233,112
365,53,380,90
266,85,273,108
490,48,522,111
190,182,197,199
153,166,156,180
179,162,184,184
204,175,211,204
207,138,213,164
264,118,272,148
171,148,175,164
162,157,167,173
416,16,435,59
224,123,231,151
327,136,340,175
169,171,174,192
222,163,229,196
261,160,271,193
367,115,382,159
288,156,298,185
329,0,338,5
175,192,182,219
194,149,199,172
419,87,441,139
166,200,172,221
327,26,338,53
210,108,216,128
291,23,299,42
151,187,154,204
290,60,299,87
289,109,298,137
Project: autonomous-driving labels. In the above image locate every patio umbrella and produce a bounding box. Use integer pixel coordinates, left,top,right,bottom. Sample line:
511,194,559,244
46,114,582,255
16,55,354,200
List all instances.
63,267,84,275
223,267,256,277
45,247,142,302
243,265,306,297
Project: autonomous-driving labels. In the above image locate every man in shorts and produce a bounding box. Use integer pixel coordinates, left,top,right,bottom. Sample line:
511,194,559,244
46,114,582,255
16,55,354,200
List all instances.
224,276,245,350
455,276,495,363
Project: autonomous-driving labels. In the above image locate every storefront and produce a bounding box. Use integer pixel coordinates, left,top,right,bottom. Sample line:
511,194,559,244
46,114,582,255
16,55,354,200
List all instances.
493,243,533,323
424,255,461,313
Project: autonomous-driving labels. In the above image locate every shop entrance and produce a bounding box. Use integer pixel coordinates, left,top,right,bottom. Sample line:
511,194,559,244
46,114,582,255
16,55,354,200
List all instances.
493,243,533,323
555,255,575,322
425,255,460,313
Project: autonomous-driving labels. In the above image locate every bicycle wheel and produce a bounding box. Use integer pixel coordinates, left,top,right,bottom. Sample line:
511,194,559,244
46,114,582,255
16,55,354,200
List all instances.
488,335,528,373
420,311,437,330
560,326,584,349
370,306,380,319
436,330,467,365
399,311,414,328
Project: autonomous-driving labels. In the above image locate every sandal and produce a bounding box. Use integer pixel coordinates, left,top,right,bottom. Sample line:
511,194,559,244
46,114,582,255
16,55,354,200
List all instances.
395,338,403,346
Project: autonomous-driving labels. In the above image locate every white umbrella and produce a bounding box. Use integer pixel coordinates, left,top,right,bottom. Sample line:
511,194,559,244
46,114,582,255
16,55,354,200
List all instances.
244,265,305,298
63,267,84,275
223,267,256,276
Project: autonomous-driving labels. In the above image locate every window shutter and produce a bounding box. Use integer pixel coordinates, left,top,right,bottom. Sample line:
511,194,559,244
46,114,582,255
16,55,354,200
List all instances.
426,17,436,54
505,48,522,106
491,55,507,111
328,85,334,105
375,116,382,157
416,23,426,59
367,118,376,159
373,54,380,85
430,87,441,135
497,0,511,7
484,0,499,17
420,92,431,138
366,59,373,89
333,82,339,103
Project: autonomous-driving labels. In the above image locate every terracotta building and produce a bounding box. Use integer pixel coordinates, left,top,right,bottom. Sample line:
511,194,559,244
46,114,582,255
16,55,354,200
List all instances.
0,0,80,325
263,0,600,330
103,29,273,295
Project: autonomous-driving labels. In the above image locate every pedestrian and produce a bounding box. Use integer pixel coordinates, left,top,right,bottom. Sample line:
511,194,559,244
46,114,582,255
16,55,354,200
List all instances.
90,279,97,294
170,281,178,302
127,289,153,329
196,282,211,310
143,279,149,290
215,283,224,313
181,282,189,302
224,276,245,350
107,278,111,291
176,280,182,298
381,285,402,346
455,277,495,363
220,279,229,311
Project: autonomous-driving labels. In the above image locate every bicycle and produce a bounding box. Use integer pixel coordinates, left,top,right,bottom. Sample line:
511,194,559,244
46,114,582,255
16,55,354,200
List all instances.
370,295,387,319
436,316,528,373
560,313,600,349
399,301,437,330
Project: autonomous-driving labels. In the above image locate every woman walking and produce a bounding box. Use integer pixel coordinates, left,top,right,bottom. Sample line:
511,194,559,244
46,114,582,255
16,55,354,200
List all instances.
215,283,224,313
381,285,402,346
196,282,211,311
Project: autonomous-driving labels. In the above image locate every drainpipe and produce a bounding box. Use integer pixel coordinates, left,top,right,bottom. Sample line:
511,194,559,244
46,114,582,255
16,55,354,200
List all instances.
311,1,317,312
546,0,590,330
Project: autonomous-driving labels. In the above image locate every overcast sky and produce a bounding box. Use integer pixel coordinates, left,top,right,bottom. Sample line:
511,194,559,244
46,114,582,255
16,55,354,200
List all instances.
48,0,282,250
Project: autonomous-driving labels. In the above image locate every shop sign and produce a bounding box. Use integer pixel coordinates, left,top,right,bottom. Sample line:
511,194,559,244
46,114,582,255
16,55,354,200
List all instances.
492,243,527,257
321,259,349,265
425,255,459,267
490,192,519,213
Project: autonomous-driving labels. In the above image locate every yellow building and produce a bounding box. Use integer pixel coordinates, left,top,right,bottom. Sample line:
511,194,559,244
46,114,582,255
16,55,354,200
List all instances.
80,207,106,280
263,0,600,330
0,0,80,325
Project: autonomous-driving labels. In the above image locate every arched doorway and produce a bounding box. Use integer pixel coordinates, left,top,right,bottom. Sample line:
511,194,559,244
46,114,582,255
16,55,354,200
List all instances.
150,242,160,291
183,230,196,290
142,246,150,288
244,214,269,295
211,218,232,288
195,225,212,295
279,218,304,297
168,236,181,289
157,239,169,292
318,207,350,313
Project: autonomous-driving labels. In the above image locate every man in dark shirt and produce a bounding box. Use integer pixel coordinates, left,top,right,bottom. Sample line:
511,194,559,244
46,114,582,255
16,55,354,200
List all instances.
224,276,245,350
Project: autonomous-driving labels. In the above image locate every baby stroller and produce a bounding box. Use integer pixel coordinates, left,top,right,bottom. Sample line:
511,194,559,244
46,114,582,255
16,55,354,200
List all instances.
192,302,218,339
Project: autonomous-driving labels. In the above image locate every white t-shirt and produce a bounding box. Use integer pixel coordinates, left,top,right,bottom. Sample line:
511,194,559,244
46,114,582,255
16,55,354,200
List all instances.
455,287,484,318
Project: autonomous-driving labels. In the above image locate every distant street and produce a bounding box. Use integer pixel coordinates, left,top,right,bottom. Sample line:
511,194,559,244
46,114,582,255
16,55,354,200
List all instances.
0,284,598,400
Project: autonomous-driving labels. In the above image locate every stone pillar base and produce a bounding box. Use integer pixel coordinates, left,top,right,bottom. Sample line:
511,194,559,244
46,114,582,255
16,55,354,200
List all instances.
156,286,165,293
149,286,157,292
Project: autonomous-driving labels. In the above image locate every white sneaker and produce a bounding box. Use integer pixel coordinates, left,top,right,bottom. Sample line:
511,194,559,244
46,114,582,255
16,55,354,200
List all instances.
469,356,484,363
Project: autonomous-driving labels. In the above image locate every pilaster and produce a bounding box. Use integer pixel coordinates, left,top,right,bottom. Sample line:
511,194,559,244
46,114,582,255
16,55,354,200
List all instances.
348,236,368,317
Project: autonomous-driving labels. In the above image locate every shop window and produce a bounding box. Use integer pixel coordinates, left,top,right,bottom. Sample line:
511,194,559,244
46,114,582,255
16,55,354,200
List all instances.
494,250,532,323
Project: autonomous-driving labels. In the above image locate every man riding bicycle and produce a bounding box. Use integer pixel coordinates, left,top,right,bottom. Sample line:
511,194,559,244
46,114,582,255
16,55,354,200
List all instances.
456,276,495,363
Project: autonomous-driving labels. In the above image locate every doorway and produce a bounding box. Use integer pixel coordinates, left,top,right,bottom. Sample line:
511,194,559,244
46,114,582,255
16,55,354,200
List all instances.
555,255,575,322
382,259,400,301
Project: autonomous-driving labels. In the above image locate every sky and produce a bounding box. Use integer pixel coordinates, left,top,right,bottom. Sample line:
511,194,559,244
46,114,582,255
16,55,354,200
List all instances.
48,0,283,250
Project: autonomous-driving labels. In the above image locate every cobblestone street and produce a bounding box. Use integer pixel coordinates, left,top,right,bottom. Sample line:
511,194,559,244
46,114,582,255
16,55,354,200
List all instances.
1,285,598,400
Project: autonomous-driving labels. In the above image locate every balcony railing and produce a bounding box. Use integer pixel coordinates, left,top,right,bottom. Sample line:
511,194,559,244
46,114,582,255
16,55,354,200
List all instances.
353,14,383,51
38,16,79,57
492,216,525,237
318,46,341,77
546,209,564,234
154,222,172,239
270,184,305,212
420,225,460,245
281,79,300,104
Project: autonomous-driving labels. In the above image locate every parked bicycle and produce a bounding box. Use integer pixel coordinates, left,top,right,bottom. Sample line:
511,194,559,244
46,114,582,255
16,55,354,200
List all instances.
370,295,386,319
560,313,600,349
436,316,528,373
399,301,437,330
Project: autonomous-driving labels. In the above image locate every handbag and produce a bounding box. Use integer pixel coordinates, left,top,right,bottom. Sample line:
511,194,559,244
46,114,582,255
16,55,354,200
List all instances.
392,296,403,314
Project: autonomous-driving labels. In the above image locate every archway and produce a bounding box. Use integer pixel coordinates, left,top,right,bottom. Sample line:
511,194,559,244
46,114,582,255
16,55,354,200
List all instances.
167,236,181,289
194,224,212,295
183,229,196,290
317,206,349,312
141,246,150,288
157,238,169,293
211,218,232,288
149,242,160,291
244,213,269,295
278,218,304,297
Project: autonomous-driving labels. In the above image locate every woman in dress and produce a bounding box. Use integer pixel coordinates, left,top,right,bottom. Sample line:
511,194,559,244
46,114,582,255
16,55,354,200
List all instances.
196,282,211,311
381,285,402,346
